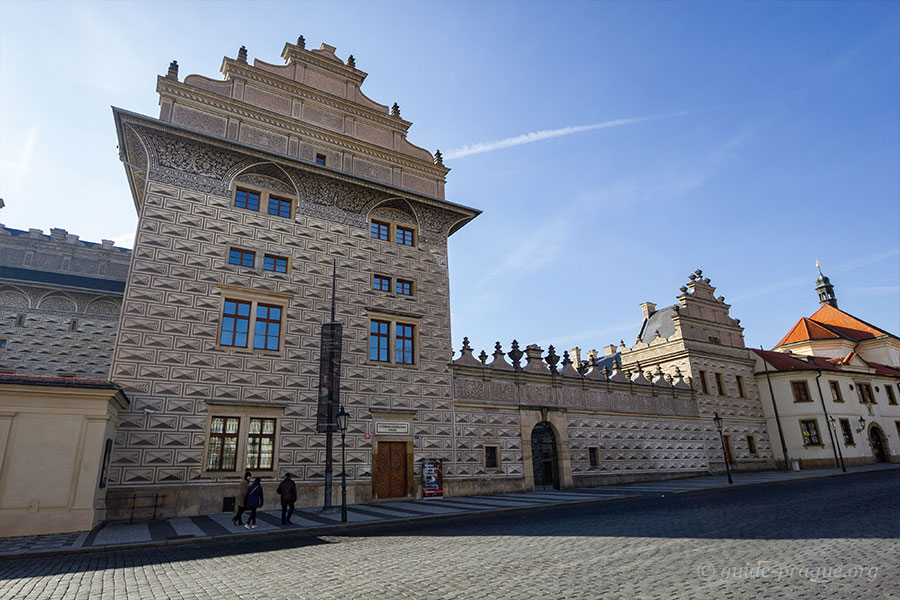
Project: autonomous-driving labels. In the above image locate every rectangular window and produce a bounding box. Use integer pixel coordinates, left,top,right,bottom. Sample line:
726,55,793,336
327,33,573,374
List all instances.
896,421,900,443
736,375,745,398
69,319,79,331
708,336,720,345
829,381,843,403
840,418,854,446
234,188,260,211
856,383,875,404
253,304,282,351
396,226,415,246
395,323,415,365
220,300,251,347
369,320,390,362
315,153,326,166
588,447,599,467
0,338,6,350
206,417,240,471
396,279,413,296
715,372,725,396
263,254,288,273
800,420,821,446
484,445,500,469
370,220,389,241
373,275,391,292
229,248,255,267
246,418,276,470
791,381,812,403
886,385,897,405
746,435,757,455
267,195,292,218
698,370,709,394
15,314,25,327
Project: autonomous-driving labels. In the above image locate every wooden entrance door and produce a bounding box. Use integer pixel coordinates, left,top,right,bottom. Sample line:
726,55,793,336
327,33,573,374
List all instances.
375,441,408,498
870,428,887,463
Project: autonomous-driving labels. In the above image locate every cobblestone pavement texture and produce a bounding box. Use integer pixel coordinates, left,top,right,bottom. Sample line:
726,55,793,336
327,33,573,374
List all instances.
1,470,898,599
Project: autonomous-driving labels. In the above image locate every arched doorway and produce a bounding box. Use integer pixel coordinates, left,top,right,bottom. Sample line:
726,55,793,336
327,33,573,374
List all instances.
869,425,888,463
531,422,559,490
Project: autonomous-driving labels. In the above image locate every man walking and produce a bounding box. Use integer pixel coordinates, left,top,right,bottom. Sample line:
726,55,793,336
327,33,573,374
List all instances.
276,472,297,525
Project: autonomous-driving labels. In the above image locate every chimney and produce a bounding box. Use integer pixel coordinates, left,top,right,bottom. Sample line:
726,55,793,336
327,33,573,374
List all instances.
604,344,617,357
640,302,657,319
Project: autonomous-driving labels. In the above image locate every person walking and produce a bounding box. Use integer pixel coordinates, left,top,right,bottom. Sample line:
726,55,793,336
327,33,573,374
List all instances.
232,470,252,526
276,473,298,525
244,476,263,529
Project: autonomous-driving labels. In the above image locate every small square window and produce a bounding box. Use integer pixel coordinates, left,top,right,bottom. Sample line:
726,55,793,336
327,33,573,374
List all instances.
15,314,26,327
396,279,413,296
315,154,326,166
69,319,79,331
840,419,854,446
373,275,391,292
588,447,599,467
370,220,389,241
800,420,821,446
263,254,288,273
791,381,812,403
229,248,255,268
396,226,414,246
484,445,500,469
267,196,292,218
234,188,260,211
829,381,843,403
746,435,757,455
0,338,7,349
708,336,720,345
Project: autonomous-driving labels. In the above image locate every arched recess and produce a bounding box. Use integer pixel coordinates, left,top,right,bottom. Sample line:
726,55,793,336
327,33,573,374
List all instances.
867,423,889,463
37,293,77,312
122,124,151,210
229,161,298,198
85,299,121,316
531,422,561,490
366,197,420,231
0,286,30,309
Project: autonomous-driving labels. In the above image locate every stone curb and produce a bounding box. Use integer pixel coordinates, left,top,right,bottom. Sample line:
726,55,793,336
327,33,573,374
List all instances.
674,464,900,496
0,494,641,562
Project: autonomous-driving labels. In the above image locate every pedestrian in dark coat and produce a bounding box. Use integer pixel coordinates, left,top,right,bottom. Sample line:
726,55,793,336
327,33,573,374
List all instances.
232,470,252,526
244,476,263,529
276,473,298,525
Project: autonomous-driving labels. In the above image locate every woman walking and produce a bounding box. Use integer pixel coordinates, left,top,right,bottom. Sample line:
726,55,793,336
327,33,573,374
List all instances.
244,476,264,529
232,470,252,526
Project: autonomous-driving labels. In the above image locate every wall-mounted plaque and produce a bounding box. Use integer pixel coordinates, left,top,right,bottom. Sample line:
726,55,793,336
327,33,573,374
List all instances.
374,422,410,435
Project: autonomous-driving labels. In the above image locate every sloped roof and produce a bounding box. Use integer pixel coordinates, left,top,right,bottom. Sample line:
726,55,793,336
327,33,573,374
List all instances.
774,304,895,349
638,305,677,344
752,349,838,372
0,374,123,389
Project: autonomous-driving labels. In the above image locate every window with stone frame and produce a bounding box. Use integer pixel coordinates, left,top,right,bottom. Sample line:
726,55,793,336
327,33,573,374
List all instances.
370,220,390,241
396,279,413,296
15,314,25,327
229,248,256,268
395,323,415,365
0,338,7,350
856,382,876,404
253,304,282,351
396,225,415,247
368,317,418,366
69,319,79,331
369,320,390,362
484,445,500,470
829,380,844,403
267,195,292,218
791,381,812,403
698,370,709,394
263,254,289,273
217,288,289,353
800,419,821,446
220,300,252,347
736,375,745,398
588,447,600,467
745,435,757,455
715,372,725,396
315,153,327,166
246,418,276,470
896,421,900,444
839,418,854,446
373,274,391,292
234,187,261,211
886,384,897,405
206,417,240,471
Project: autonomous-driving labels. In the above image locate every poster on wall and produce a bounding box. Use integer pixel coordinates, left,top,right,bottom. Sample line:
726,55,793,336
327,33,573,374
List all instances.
423,458,443,498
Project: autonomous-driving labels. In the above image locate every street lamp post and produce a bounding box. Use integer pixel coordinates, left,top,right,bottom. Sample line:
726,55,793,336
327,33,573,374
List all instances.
712,412,733,484
827,416,847,472
336,404,350,523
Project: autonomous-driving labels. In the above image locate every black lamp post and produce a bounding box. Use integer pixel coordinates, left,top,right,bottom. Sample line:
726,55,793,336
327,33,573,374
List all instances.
712,412,733,484
336,404,350,523
827,416,847,472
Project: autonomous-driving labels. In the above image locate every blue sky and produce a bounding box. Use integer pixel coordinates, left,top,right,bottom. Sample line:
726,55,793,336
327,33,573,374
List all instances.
1,1,898,357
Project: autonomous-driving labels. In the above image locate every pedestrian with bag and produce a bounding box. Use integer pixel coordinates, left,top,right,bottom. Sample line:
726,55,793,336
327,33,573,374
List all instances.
244,476,263,529
232,470,252,526
276,473,298,525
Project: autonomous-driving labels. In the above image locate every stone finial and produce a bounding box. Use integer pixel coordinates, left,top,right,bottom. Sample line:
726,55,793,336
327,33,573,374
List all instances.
689,273,697,282
347,54,356,68
695,269,703,276
559,351,579,378
461,337,472,352
508,340,523,369
454,336,481,367
703,278,710,284
166,60,179,80
680,286,688,293
238,46,248,63
297,35,306,49
391,102,401,118
478,350,488,364
523,344,547,373
601,366,609,379
489,342,513,371
717,296,725,302
433,150,444,166
545,345,560,375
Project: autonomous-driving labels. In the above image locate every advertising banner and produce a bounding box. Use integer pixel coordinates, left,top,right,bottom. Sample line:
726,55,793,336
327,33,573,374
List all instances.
316,322,342,433
423,458,443,498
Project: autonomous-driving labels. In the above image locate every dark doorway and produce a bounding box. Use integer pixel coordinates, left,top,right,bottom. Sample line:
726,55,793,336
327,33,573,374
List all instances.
374,441,408,498
531,422,559,490
869,427,888,463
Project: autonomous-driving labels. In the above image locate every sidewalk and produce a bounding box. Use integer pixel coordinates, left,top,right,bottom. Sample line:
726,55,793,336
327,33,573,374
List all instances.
2,462,896,560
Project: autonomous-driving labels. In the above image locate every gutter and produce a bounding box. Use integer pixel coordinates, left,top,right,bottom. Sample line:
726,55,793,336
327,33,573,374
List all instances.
814,370,845,472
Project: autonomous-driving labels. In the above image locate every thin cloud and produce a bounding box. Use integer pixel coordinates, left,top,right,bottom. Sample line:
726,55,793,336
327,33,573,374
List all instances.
445,112,687,160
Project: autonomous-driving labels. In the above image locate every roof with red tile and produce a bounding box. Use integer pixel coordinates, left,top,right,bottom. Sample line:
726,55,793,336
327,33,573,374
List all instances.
775,317,842,347
774,304,896,349
752,349,839,372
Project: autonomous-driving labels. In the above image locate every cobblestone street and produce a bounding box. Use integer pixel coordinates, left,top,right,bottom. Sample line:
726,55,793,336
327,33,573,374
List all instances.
1,470,898,599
